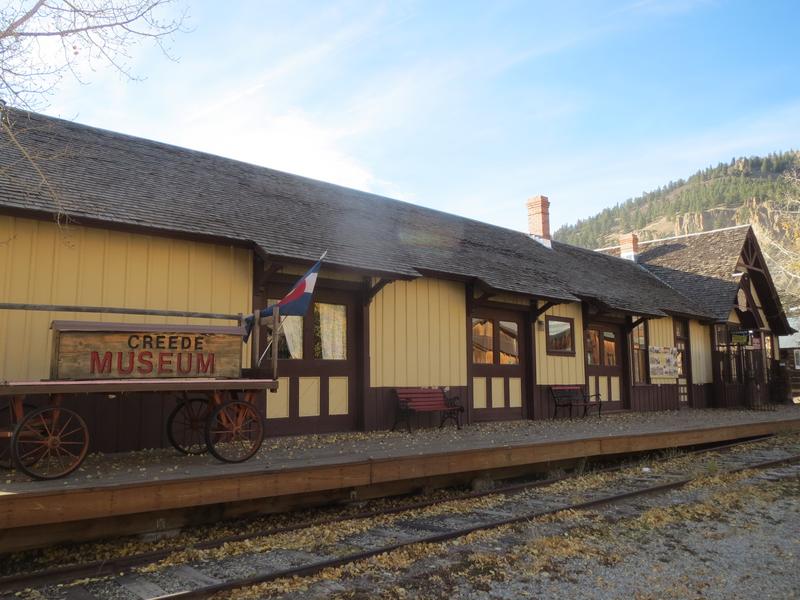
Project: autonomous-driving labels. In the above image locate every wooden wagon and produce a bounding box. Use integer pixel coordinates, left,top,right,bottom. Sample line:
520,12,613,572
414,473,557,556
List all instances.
0,305,279,480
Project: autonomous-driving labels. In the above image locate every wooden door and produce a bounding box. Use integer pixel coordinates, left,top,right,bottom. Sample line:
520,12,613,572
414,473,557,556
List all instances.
674,319,692,405
585,323,625,410
470,308,526,421
260,286,359,435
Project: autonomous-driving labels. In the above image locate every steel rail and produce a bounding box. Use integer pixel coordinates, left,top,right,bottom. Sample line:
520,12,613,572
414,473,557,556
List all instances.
0,434,774,593
157,451,800,600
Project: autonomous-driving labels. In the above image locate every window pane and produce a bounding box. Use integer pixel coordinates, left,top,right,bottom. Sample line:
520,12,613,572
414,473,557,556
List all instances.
268,298,303,359
631,321,648,383
472,318,494,363
632,322,646,347
603,331,617,366
586,330,600,365
547,318,573,353
634,349,647,383
499,321,519,365
313,303,347,359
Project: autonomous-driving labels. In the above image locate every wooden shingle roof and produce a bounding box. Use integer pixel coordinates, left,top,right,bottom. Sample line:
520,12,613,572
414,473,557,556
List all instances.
599,226,792,334
0,110,712,319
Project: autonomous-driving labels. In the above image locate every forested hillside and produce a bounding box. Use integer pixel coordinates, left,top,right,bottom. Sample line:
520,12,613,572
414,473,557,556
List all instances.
553,151,800,309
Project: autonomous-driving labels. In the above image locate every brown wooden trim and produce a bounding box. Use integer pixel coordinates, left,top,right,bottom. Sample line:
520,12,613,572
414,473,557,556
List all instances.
472,298,533,312
465,283,475,426
532,301,557,320
0,303,242,322
524,301,536,420
629,317,650,385
0,378,277,396
544,315,576,356
364,278,392,305
50,320,244,335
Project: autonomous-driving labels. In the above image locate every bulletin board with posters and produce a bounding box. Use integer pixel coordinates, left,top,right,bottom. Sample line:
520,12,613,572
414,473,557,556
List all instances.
648,345,679,378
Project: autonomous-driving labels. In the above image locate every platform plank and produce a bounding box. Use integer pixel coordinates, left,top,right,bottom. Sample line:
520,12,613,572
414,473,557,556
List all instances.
1,416,799,536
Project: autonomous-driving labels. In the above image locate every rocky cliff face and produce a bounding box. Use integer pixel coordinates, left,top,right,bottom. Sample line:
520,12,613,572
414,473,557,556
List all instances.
641,201,799,310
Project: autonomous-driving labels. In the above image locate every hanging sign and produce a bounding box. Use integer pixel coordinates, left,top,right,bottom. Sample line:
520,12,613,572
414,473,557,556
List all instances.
730,330,751,345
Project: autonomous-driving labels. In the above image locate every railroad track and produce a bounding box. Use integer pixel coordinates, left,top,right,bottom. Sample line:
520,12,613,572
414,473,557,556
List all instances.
3,434,799,599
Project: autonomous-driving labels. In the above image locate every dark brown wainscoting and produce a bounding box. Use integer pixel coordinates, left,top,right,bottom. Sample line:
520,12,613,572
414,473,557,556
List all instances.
690,384,715,409
470,406,525,422
630,384,679,412
20,393,179,454
364,386,469,431
531,385,565,420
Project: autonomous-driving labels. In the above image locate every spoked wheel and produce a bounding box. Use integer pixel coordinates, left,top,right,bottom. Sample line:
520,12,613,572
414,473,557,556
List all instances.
1,402,35,469
205,400,264,463
12,407,89,480
167,397,211,455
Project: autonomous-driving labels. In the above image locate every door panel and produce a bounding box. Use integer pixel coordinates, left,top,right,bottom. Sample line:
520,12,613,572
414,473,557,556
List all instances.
259,286,359,434
674,319,691,405
586,323,625,410
471,308,526,421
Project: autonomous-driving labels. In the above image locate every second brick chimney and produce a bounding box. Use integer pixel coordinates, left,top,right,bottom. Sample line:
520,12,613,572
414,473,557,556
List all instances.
527,195,550,241
620,232,639,261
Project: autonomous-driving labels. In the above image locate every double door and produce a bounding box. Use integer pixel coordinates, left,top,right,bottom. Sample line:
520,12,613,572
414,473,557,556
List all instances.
585,323,625,410
470,308,526,421
258,285,358,435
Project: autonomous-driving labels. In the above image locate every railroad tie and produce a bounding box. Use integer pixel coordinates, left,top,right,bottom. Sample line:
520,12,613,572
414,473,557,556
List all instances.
173,565,221,587
118,575,168,599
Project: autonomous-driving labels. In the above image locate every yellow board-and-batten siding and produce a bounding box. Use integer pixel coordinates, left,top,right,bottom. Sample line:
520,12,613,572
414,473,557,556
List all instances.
534,301,585,385
369,278,467,387
646,316,675,384
0,215,253,380
689,320,713,384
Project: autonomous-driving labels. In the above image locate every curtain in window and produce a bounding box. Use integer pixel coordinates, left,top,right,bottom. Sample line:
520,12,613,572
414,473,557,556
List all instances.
283,316,303,359
317,303,346,359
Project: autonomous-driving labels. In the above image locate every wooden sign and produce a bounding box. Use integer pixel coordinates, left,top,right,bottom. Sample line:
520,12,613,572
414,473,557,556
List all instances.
730,330,751,345
51,321,244,380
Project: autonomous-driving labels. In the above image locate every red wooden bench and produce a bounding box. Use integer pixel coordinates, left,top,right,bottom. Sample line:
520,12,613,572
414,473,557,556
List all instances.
550,385,601,418
392,387,463,432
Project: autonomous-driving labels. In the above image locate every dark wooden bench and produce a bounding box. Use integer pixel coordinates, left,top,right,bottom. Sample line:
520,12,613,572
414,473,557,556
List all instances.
392,387,464,432
550,385,601,418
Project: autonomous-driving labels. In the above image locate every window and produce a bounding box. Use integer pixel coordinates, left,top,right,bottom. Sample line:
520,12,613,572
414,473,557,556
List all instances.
268,298,303,359
603,331,617,366
586,329,601,365
546,316,574,355
313,303,347,359
673,320,688,378
631,320,648,384
498,321,519,365
763,334,773,361
472,318,494,364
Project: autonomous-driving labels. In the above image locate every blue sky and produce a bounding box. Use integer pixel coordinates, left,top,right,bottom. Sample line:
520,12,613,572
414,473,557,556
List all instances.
48,0,800,232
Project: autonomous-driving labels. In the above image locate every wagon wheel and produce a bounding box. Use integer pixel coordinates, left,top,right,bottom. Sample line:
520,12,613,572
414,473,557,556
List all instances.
12,407,89,480
204,399,264,463
167,397,211,455
1,402,35,469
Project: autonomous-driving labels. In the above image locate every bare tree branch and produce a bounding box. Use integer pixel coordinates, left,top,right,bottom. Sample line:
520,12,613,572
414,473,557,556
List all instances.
0,0,187,224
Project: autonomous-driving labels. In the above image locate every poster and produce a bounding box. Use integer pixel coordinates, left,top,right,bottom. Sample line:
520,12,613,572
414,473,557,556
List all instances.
648,345,679,378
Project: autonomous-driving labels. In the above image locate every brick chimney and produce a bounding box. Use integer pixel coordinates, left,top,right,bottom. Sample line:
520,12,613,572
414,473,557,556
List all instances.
620,232,639,261
527,195,550,241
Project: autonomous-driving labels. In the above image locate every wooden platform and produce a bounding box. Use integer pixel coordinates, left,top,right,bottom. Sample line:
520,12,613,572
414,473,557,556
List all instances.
2,407,800,553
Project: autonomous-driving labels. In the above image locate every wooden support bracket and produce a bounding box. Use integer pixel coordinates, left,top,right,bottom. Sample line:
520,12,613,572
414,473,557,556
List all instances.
627,316,648,333
531,301,558,320
364,278,392,305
